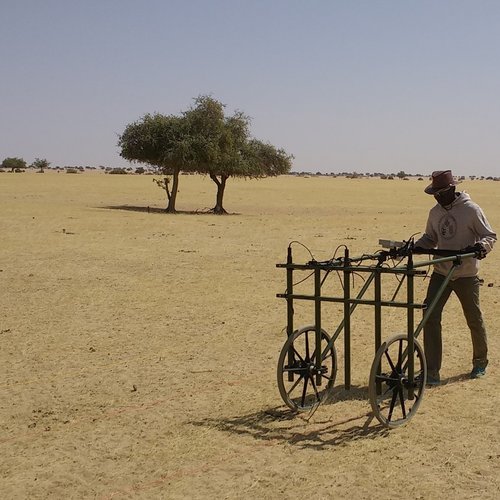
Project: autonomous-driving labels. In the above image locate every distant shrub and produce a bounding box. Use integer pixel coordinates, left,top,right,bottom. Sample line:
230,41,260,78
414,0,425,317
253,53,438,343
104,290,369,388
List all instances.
108,168,128,174
66,168,79,174
135,167,145,174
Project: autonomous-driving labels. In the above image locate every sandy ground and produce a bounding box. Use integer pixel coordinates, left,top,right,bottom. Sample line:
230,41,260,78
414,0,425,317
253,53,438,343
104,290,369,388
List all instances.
1,172,499,499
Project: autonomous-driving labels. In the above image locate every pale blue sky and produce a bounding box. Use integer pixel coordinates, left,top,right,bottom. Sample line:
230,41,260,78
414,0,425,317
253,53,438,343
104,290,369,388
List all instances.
1,0,500,176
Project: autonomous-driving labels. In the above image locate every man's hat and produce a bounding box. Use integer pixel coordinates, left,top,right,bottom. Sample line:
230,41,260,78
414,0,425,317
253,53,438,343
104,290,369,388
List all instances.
424,170,460,194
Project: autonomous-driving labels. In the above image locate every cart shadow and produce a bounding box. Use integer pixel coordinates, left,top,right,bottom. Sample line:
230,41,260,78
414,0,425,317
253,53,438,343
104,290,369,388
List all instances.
190,385,391,450
328,384,370,401
440,372,471,385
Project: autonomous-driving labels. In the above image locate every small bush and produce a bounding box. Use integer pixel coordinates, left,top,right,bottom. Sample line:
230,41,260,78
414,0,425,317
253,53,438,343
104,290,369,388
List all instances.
66,168,79,174
108,168,128,175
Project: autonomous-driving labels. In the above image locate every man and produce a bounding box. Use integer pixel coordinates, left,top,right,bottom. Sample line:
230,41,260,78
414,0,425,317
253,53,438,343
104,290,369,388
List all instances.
414,170,496,386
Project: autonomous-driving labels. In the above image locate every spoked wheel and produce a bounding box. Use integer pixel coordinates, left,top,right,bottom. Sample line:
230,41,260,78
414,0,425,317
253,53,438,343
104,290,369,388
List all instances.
369,334,427,428
277,325,337,412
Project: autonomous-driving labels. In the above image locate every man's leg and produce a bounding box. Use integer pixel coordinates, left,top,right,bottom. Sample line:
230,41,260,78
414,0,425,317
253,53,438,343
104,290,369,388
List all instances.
452,276,488,371
423,273,453,379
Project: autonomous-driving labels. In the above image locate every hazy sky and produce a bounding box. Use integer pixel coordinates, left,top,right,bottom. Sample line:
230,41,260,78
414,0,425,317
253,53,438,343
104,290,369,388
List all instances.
2,0,500,176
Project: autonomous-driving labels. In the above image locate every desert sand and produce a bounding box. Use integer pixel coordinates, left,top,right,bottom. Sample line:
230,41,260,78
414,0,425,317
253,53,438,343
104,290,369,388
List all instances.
1,172,499,499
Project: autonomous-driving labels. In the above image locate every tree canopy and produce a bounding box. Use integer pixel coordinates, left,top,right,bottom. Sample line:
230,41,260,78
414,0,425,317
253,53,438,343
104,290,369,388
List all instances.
118,96,293,213
2,157,27,172
30,158,50,173
118,113,192,212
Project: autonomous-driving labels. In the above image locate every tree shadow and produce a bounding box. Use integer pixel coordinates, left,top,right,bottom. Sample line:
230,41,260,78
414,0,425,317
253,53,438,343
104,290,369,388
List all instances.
101,205,240,215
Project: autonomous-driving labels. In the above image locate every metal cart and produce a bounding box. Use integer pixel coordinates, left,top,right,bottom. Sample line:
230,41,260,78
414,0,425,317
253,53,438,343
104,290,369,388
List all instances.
276,240,476,428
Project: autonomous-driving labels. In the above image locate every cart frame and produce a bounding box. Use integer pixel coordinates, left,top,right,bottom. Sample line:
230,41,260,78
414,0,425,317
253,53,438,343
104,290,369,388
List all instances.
276,242,476,427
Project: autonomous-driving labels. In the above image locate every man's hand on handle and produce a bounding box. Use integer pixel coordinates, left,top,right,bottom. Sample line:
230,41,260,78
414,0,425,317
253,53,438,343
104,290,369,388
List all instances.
462,242,487,260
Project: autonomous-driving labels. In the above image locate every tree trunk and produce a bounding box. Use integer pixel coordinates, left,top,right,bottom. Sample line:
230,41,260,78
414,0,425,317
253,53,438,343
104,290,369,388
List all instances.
166,168,180,213
210,174,228,214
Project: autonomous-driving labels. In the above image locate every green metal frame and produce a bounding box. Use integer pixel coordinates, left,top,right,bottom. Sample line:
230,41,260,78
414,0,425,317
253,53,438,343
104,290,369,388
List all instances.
277,246,475,398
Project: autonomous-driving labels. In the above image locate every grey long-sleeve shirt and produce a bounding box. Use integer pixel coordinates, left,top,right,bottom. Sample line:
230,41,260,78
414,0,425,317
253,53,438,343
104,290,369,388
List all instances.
415,192,496,279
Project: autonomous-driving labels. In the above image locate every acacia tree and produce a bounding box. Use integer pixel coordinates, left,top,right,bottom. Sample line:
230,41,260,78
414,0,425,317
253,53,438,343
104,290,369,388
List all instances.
31,158,50,173
185,96,293,214
118,113,192,213
119,96,293,214
2,157,27,172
